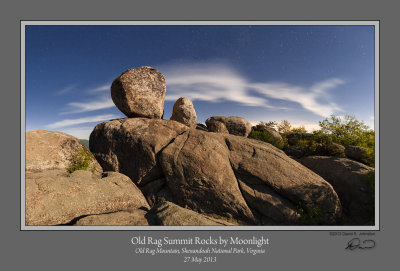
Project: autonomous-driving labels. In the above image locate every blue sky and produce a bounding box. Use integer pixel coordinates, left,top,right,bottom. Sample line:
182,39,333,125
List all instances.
25,24,375,139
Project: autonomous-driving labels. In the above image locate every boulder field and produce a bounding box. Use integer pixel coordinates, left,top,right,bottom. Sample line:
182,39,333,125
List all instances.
89,117,342,225
25,66,375,226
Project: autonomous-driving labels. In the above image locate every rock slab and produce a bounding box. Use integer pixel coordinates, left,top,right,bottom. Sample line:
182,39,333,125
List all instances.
26,130,102,175
299,156,374,225
150,201,237,226
26,170,149,225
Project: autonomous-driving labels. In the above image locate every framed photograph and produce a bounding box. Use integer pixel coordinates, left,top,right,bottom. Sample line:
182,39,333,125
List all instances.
22,21,378,232
8,0,394,264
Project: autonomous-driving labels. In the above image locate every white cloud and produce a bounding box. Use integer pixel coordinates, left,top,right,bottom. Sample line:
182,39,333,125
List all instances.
46,114,119,129
162,63,275,108
86,84,110,93
61,95,115,114
162,62,344,118
55,85,75,95
291,123,321,132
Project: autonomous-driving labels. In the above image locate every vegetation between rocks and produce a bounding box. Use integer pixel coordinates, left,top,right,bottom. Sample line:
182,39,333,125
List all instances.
248,129,284,149
251,115,375,167
68,148,96,174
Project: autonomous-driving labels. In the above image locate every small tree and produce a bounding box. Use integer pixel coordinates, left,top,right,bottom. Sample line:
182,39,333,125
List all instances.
318,115,374,147
277,120,292,135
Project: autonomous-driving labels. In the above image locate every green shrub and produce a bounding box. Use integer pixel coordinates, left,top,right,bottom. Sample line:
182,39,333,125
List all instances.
298,205,327,225
317,115,375,166
68,148,96,173
248,130,284,149
256,116,375,166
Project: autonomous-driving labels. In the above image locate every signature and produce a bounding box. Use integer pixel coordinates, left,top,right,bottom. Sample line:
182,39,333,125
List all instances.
345,238,376,250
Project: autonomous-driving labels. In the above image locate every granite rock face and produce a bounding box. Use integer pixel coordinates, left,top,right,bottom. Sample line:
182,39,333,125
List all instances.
26,130,102,175
90,118,342,225
159,130,257,224
299,156,374,225
111,66,166,118
206,116,252,137
89,118,189,186
25,170,149,225
225,136,342,224
150,201,238,226
170,97,197,128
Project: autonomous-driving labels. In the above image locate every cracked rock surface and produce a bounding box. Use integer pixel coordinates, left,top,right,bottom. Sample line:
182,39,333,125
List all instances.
90,118,342,225
25,170,149,226
89,118,189,186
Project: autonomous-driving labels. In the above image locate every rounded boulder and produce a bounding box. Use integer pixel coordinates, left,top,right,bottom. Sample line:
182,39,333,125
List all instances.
111,66,166,118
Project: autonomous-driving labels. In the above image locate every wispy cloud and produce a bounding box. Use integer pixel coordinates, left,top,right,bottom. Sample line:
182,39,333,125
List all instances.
61,95,115,114
59,63,345,118
161,62,344,118
55,85,76,95
86,84,110,93
250,79,344,118
162,63,274,108
46,114,119,129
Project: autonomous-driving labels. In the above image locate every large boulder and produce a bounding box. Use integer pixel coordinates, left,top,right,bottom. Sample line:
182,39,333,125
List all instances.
111,66,166,118
90,118,342,225
159,130,257,224
206,116,252,137
150,201,237,226
25,170,150,225
26,130,102,175
299,156,375,225
89,118,189,186
170,97,197,128
345,145,368,163
225,136,342,224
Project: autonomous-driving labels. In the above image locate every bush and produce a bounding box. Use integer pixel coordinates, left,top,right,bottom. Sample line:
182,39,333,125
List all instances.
68,148,96,173
255,116,375,167
248,130,284,149
317,115,375,166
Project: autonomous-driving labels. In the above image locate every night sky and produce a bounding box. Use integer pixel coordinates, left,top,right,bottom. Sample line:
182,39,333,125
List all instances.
25,24,375,139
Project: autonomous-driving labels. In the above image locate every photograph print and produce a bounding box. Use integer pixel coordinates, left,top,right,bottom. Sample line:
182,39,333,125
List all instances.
22,22,378,229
